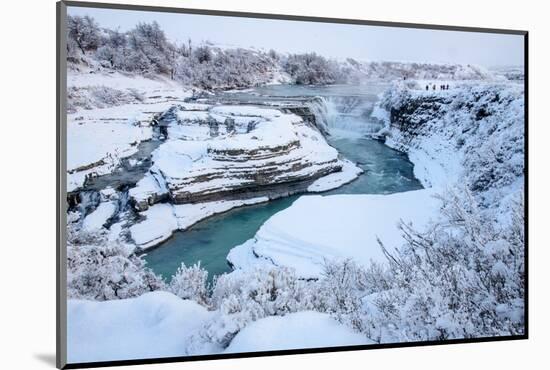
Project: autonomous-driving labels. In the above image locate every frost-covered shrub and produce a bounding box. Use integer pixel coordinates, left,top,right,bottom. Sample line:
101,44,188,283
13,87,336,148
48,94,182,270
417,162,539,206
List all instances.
194,46,213,64
169,263,209,306
90,86,131,107
313,259,371,333
95,45,122,69
205,266,313,346
67,86,146,112
67,230,165,301
174,47,279,89
127,88,145,103
365,188,525,343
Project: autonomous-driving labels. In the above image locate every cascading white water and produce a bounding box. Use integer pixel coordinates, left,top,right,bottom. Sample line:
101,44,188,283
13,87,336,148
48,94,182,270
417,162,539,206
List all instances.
307,96,339,133
309,95,385,136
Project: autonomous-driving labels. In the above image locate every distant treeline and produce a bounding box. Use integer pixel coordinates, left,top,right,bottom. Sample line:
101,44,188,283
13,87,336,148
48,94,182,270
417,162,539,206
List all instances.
67,15,494,90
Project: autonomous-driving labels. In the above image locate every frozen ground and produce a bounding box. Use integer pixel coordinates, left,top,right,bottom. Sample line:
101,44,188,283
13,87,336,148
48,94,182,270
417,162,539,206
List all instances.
67,293,371,363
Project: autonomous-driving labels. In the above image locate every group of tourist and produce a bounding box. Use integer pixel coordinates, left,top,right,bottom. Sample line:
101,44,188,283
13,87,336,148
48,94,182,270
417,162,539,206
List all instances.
426,83,450,91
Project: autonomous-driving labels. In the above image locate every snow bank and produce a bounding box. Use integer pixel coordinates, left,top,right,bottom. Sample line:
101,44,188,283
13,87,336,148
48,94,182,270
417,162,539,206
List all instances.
67,70,187,95
167,124,210,141
67,291,219,363
225,311,371,353
230,189,441,279
82,201,117,231
67,120,149,172
307,159,363,192
173,197,268,230
227,239,274,270
129,204,178,249
152,140,208,178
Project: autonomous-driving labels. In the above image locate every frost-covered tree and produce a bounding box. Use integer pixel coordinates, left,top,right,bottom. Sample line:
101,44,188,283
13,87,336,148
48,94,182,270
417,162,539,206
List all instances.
173,46,279,89
122,21,175,74
268,49,279,61
67,15,101,55
194,45,213,64
169,262,209,306
283,53,343,85
95,29,127,68
67,229,165,301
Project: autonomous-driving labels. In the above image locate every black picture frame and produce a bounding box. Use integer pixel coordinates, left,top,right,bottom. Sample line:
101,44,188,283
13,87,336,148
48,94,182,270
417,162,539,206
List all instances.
56,1,529,368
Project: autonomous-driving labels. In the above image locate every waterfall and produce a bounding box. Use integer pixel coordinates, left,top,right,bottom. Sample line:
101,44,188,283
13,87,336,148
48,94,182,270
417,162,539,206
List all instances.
308,95,385,136
307,96,339,134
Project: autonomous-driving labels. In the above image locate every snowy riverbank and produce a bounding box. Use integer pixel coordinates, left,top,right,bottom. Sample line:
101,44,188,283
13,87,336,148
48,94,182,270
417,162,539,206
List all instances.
228,189,441,279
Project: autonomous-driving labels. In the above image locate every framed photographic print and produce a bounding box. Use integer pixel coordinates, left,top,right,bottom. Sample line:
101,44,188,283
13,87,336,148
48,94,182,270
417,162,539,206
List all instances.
56,1,528,368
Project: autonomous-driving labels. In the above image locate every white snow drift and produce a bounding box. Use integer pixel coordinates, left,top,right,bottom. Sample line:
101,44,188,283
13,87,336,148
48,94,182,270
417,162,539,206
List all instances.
67,291,220,363
225,311,372,353
229,189,441,279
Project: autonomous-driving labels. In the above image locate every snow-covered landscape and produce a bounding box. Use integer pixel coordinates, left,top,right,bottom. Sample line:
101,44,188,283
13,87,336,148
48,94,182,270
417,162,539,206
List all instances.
64,7,525,365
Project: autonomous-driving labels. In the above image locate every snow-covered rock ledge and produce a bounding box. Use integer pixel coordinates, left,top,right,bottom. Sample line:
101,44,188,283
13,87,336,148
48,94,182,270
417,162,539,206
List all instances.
375,81,524,197
72,97,364,252
133,104,358,207
228,189,442,279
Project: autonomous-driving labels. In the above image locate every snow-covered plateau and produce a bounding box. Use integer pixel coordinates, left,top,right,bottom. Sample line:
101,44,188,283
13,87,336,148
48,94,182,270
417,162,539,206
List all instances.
142,104,350,205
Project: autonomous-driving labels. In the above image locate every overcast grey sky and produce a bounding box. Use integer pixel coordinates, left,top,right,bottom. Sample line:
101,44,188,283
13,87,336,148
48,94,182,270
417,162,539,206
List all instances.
68,6,524,67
